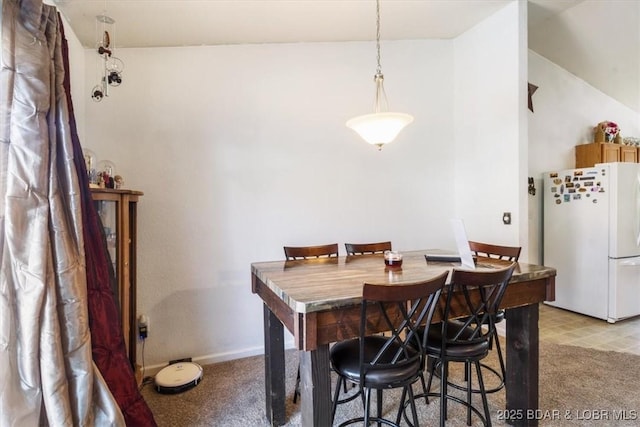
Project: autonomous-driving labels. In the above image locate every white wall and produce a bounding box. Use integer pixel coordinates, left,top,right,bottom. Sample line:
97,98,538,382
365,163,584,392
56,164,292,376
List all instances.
527,50,640,263
452,2,527,256
80,40,460,367
528,0,640,113
59,5,537,368
61,1,640,368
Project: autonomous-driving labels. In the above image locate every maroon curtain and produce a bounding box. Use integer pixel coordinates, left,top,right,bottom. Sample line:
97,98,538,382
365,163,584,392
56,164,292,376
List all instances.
59,16,157,427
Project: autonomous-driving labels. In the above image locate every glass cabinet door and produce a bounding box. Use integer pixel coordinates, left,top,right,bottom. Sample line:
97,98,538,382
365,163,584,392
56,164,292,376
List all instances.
90,188,143,369
95,199,120,306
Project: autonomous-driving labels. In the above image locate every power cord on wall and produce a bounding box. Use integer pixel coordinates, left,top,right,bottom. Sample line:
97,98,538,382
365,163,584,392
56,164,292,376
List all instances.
138,338,154,391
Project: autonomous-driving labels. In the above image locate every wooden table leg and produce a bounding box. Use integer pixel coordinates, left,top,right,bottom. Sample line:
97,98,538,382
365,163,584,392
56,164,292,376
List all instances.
505,303,540,426
264,304,286,426
299,344,331,426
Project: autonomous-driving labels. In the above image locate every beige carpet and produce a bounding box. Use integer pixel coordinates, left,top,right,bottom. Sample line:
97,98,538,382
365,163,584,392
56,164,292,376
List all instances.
141,342,639,426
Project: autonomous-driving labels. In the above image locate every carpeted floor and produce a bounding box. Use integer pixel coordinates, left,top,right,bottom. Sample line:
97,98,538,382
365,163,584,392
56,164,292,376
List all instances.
141,341,640,426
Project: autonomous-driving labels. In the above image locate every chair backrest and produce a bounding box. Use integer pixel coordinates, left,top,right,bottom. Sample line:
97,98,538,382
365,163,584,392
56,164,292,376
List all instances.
468,241,521,262
345,241,392,255
441,263,516,346
359,271,449,384
283,243,339,260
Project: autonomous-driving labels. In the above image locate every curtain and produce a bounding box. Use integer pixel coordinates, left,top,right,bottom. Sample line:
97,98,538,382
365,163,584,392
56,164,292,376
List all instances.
1,0,156,425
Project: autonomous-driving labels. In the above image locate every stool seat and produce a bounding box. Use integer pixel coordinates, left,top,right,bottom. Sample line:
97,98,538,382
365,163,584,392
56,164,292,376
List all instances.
331,336,421,387
426,321,490,360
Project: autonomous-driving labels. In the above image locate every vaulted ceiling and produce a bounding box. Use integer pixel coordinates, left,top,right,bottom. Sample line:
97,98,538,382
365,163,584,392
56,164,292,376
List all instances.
50,0,639,112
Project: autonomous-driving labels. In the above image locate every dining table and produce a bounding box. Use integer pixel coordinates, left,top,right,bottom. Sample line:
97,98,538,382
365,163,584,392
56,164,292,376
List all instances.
251,249,556,427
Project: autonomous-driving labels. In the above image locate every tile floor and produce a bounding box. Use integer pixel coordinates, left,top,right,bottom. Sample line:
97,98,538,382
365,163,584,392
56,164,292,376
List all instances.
496,303,640,355
536,303,640,355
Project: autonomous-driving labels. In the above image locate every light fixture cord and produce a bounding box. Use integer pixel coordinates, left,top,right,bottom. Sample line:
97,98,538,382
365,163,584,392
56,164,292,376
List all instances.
374,0,388,113
375,0,381,76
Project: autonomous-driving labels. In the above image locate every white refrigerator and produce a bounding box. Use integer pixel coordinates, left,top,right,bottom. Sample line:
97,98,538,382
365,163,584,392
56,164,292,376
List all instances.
543,162,640,323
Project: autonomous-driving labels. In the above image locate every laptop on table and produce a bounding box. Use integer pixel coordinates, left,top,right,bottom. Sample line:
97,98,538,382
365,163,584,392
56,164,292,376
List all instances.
425,218,476,269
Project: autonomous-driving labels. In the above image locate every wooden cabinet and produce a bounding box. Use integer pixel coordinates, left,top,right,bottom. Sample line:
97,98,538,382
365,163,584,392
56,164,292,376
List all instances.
575,142,638,168
620,145,638,163
90,188,143,367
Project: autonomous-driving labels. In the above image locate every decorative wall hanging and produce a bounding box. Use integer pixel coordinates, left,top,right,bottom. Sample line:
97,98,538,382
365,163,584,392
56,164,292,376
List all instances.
91,14,124,102
528,176,536,196
528,82,538,112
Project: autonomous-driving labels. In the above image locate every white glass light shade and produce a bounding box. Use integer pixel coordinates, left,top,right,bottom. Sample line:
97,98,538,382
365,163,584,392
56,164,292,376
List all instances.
346,112,414,149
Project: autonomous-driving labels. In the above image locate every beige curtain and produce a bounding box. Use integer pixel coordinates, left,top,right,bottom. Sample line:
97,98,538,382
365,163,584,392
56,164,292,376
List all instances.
0,0,125,424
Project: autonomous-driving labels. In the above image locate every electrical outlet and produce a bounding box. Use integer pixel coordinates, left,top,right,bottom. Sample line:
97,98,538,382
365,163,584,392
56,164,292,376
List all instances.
138,314,149,339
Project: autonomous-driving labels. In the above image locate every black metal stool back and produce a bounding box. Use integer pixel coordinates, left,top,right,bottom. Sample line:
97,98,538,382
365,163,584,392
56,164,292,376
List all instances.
464,241,521,394
425,263,516,427
330,271,448,427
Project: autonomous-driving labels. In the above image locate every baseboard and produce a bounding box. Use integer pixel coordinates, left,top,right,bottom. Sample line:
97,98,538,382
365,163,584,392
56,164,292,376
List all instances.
138,342,295,378
192,346,265,367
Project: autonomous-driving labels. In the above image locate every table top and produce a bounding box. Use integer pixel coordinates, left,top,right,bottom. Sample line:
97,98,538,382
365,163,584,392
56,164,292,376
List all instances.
251,249,556,314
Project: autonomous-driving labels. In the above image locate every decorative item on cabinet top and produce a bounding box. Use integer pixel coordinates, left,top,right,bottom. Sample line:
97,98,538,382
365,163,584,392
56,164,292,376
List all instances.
593,120,623,144
82,147,124,189
96,160,117,189
623,137,640,146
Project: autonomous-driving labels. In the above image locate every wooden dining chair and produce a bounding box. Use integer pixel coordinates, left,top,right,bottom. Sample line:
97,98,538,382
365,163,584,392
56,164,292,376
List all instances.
284,243,339,260
469,241,521,262
344,241,392,255
283,243,339,403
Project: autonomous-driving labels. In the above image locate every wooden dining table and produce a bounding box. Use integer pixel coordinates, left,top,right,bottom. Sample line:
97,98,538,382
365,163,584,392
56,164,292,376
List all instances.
251,250,556,426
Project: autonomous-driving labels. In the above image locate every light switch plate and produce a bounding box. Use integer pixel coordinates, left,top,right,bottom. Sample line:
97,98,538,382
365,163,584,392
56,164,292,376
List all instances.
503,212,511,225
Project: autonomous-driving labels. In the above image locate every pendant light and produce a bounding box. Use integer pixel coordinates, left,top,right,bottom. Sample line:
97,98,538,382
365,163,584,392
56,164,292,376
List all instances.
346,0,413,150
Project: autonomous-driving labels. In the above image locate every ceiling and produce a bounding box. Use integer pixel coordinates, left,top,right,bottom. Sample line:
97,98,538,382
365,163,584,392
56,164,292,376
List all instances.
50,0,639,112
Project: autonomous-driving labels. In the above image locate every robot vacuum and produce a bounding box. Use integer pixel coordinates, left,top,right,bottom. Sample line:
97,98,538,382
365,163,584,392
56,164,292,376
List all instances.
154,362,203,394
